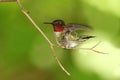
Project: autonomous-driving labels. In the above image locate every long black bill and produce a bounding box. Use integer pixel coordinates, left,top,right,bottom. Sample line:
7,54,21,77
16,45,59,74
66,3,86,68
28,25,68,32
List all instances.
44,22,53,24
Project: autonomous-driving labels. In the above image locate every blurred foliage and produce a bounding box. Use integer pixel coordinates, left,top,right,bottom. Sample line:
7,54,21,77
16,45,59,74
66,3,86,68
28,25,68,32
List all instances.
0,0,120,80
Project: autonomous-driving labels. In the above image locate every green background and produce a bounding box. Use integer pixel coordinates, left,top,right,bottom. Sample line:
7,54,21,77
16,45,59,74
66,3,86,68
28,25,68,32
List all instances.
0,0,120,80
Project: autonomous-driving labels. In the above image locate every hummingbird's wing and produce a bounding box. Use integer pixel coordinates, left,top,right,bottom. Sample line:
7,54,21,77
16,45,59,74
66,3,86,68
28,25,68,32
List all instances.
65,23,91,32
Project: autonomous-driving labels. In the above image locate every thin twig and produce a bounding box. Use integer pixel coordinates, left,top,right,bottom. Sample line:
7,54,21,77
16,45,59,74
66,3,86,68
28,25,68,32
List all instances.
90,41,101,49
0,0,16,2
71,41,108,54
16,0,70,76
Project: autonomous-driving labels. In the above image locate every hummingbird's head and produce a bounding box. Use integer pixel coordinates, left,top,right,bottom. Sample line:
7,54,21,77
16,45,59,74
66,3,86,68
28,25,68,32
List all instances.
44,20,65,32
52,20,65,27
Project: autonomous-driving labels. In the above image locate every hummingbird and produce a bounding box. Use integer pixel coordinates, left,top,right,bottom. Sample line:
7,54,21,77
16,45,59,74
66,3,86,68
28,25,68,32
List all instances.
44,20,95,49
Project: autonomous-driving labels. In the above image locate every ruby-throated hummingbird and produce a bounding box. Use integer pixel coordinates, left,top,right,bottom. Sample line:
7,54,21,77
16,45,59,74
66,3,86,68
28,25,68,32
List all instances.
44,20,95,49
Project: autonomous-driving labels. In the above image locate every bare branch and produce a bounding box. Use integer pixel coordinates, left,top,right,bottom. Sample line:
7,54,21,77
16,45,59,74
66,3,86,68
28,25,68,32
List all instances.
16,0,70,76
50,46,70,76
16,0,52,45
0,0,16,2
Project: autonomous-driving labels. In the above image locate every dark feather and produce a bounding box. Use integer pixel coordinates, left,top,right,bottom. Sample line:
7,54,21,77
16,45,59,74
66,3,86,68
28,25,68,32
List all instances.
81,36,95,39
65,23,91,32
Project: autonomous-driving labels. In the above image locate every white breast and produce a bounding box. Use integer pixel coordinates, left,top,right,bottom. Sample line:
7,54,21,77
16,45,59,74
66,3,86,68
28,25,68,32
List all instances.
54,32,63,46
54,32,61,37
54,32,79,48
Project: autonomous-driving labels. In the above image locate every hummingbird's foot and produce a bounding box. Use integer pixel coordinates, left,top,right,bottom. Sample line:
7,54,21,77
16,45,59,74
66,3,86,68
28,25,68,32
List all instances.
51,43,67,49
51,44,63,48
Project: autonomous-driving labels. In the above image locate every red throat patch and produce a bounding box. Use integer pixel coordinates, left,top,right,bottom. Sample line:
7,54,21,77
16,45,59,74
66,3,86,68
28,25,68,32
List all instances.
53,26,64,32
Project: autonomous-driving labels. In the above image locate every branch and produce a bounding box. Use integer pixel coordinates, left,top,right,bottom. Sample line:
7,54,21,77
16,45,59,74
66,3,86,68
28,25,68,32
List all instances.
0,0,16,2
72,41,108,54
16,0,52,45
16,0,70,76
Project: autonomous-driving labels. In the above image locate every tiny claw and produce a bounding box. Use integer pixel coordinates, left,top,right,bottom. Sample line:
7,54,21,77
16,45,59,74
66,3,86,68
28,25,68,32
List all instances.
51,44,61,48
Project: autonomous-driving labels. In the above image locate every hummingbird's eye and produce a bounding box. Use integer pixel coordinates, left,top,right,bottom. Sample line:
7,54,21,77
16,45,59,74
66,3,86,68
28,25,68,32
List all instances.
58,22,62,25
53,20,65,27
56,21,64,26
58,22,63,26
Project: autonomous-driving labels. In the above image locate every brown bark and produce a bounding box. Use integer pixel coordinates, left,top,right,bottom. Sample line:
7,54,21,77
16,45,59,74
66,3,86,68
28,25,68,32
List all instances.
0,0,16,2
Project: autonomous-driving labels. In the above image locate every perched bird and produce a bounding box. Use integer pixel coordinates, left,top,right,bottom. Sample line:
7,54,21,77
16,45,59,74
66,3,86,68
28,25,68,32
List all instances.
44,20,95,49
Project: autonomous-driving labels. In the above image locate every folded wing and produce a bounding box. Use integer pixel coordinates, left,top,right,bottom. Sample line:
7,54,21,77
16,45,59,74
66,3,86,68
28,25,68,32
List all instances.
65,23,91,32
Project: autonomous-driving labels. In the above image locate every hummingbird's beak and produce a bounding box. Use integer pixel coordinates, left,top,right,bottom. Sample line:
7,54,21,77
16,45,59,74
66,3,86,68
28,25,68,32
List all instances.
44,22,53,24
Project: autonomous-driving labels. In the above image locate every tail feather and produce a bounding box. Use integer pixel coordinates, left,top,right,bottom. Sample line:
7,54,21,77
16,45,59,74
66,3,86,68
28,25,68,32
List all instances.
78,35,95,43
82,36,95,39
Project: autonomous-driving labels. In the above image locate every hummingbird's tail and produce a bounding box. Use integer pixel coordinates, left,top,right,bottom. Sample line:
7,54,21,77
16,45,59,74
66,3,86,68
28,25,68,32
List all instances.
79,35,95,43
81,36,95,39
